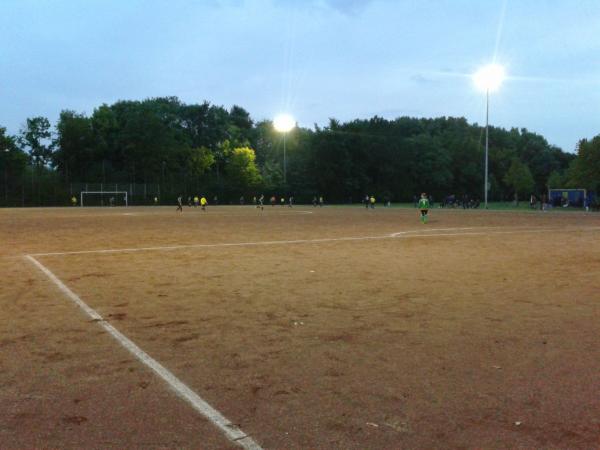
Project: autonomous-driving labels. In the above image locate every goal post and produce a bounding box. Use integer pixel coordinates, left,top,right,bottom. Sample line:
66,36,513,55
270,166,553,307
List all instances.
548,188,586,208
80,191,128,207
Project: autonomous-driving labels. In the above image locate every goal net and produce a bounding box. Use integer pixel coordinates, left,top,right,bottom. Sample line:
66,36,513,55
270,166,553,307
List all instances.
80,191,128,207
548,188,586,208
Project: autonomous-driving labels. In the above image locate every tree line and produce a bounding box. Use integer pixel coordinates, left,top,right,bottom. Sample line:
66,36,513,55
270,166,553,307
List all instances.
0,96,598,206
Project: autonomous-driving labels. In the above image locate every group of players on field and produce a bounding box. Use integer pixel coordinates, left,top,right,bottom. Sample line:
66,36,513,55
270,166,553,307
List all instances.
252,195,325,210
175,192,430,223
176,195,207,212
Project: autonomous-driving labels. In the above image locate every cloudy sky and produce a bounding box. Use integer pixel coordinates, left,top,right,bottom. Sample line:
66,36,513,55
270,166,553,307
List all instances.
1,0,599,152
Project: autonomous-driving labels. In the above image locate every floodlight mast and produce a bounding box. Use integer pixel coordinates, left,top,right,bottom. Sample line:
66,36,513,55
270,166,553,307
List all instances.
485,88,490,209
273,114,295,184
473,64,505,209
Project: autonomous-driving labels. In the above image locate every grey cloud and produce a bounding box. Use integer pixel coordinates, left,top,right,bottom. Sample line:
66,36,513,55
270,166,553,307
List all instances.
322,0,374,15
411,74,435,84
272,0,375,15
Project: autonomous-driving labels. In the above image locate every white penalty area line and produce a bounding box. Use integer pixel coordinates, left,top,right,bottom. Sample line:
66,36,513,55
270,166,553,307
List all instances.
24,255,263,450
28,226,600,258
387,225,570,237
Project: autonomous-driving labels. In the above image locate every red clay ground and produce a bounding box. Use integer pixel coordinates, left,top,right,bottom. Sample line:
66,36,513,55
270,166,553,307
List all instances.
2,205,600,449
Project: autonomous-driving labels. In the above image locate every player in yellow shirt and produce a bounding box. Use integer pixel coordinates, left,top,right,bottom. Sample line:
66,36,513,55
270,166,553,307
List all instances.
200,196,207,211
369,195,375,209
70,195,77,206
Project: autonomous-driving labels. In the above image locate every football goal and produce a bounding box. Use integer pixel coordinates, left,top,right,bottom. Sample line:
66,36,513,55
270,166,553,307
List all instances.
548,188,586,208
80,191,128,207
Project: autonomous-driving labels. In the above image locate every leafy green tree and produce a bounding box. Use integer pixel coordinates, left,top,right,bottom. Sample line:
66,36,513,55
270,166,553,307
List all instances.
226,146,262,193
0,127,17,153
187,146,215,177
1,126,28,204
546,170,564,189
570,136,600,192
228,105,255,145
53,110,95,182
3,96,576,205
19,116,53,165
213,139,234,186
91,104,119,180
489,144,518,200
516,128,573,193
408,134,453,197
504,158,535,203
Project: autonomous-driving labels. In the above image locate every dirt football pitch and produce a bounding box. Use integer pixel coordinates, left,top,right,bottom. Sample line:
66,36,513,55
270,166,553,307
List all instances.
1,205,600,449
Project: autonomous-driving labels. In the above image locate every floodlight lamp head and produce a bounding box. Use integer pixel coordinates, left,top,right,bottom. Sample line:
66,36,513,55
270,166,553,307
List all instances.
273,114,295,133
473,64,505,92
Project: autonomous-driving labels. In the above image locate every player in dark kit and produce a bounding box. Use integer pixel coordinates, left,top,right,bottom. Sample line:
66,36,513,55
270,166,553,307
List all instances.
418,192,430,224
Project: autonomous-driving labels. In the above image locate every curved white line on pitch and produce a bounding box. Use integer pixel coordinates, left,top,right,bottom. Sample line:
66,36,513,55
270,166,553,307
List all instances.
388,225,564,237
390,227,480,237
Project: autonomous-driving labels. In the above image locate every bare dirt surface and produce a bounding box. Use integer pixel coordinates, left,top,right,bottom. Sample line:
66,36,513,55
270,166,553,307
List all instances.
2,205,600,449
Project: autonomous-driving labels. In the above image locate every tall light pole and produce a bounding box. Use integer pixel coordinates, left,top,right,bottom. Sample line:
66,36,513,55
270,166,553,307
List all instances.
473,63,505,208
161,160,166,203
3,148,8,204
273,114,295,185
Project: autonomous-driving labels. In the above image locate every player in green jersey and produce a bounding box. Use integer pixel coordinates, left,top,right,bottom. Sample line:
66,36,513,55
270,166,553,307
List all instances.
418,192,430,223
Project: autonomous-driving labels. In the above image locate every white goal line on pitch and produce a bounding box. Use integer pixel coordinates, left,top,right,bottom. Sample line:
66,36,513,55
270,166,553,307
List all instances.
25,254,263,450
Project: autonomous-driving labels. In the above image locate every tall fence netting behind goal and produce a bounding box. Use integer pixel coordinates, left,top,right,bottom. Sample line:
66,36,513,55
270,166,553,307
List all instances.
80,191,128,207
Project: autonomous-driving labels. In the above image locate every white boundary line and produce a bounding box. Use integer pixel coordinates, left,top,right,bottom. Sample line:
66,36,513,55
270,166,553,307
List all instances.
390,226,497,236
22,224,600,447
29,226,600,257
24,255,263,450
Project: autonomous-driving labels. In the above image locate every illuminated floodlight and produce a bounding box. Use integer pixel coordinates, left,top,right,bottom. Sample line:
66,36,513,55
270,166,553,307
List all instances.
273,114,295,184
473,64,506,92
273,114,295,133
474,64,506,209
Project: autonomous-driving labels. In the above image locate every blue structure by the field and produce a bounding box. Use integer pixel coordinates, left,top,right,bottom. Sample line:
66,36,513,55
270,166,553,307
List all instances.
548,189,594,208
